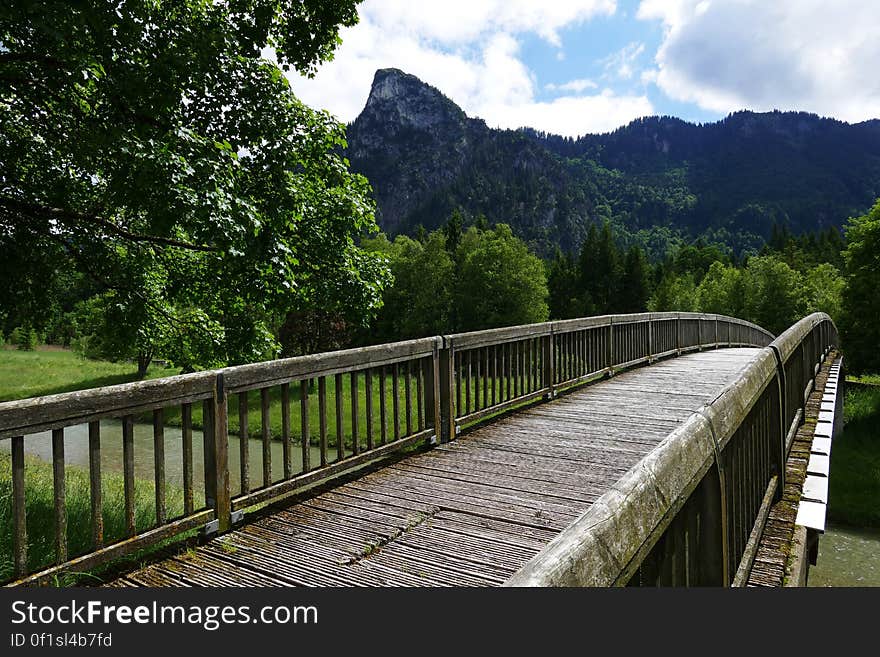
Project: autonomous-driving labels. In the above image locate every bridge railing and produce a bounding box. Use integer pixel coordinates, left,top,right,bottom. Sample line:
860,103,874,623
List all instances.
442,312,772,439
505,312,837,587
0,311,771,585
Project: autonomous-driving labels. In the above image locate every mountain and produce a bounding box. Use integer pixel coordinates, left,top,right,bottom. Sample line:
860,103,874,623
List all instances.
345,68,880,255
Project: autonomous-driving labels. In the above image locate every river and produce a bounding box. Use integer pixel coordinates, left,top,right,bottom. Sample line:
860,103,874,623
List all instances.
809,524,880,587
0,420,327,498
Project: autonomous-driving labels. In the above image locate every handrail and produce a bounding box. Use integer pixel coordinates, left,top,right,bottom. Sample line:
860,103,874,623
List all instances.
1,311,774,585
505,312,838,587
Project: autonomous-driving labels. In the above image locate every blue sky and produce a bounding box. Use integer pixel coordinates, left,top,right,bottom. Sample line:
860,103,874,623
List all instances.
288,1,880,137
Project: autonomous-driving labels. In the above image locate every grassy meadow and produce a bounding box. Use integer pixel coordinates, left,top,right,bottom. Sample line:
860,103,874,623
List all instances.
828,379,880,527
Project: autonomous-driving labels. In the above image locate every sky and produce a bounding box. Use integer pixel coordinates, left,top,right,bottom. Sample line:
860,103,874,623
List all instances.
287,0,880,138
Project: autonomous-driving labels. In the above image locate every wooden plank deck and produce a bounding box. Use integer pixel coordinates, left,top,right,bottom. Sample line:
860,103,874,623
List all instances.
106,348,763,587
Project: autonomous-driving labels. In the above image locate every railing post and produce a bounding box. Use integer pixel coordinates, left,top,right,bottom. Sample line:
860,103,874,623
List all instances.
542,330,555,399
676,314,682,355
648,317,654,362
204,373,231,533
438,340,455,443
769,346,788,498
423,340,441,443
714,317,719,349
607,318,614,373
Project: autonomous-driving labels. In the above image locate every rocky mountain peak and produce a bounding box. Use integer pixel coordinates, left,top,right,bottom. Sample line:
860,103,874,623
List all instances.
360,68,468,132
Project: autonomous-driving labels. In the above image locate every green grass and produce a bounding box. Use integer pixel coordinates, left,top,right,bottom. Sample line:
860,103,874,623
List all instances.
828,382,880,527
0,348,178,402
0,453,186,584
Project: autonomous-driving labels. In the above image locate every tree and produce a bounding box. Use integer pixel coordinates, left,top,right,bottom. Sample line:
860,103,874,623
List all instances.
649,273,698,312
801,263,844,325
578,222,621,315
695,261,745,317
619,246,650,313
841,199,880,373
454,225,549,331
547,249,581,320
444,209,464,254
363,232,455,341
0,0,387,372
741,255,803,335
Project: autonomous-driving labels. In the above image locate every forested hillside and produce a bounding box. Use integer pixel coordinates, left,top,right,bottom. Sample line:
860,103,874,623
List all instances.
346,69,880,257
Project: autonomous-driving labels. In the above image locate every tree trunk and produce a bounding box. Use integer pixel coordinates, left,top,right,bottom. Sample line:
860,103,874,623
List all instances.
136,351,152,379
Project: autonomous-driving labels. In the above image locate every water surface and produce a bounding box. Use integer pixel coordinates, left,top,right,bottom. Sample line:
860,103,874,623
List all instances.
809,524,880,587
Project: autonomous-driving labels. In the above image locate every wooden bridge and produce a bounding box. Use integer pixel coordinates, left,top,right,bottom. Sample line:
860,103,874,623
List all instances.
0,312,841,587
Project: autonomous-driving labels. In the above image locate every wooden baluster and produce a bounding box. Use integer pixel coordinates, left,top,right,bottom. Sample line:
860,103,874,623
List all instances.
416,361,424,431
122,416,136,537
393,362,401,440
238,393,249,495
261,387,271,486
52,428,67,563
492,345,498,406
351,372,360,456
301,379,311,473
404,362,413,435
88,421,103,548
465,351,472,414
335,373,345,461
153,409,165,526
182,404,194,513
318,376,328,467
366,368,375,449
281,383,291,479
12,435,27,577
379,367,388,446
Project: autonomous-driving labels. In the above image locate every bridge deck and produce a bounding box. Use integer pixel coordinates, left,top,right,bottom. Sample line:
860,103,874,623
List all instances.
106,348,762,587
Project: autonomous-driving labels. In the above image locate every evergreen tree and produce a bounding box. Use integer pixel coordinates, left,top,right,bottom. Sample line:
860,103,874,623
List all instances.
547,249,580,319
444,209,464,254
619,246,650,313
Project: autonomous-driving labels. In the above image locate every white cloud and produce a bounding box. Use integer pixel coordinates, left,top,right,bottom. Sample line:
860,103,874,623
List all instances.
546,78,599,93
600,42,646,80
360,0,617,47
637,0,880,122
286,0,654,137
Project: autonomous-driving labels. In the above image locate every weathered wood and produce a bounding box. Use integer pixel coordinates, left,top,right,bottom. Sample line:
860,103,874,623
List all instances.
153,409,166,526
281,383,291,479
12,435,27,577
103,347,779,590
238,392,249,494
0,371,216,439
318,377,328,467
335,373,344,462
465,350,472,415
392,362,401,440
416,360,424,431
404,361,413,435
52,428,68,564
301,379,310,474
181,404,194,513
379,367,388,446
6,311,791,585
261,387,271,486
212,374,231,532
88,421,103,549
14,509,214,587
222,337,441,393
122,416,136,537
351,372,359,456
483,347,489,412
365,369,374,449
202,399,216,506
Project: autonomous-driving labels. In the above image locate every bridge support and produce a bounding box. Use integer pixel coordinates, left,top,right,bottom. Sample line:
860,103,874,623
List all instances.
202,374,231,535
